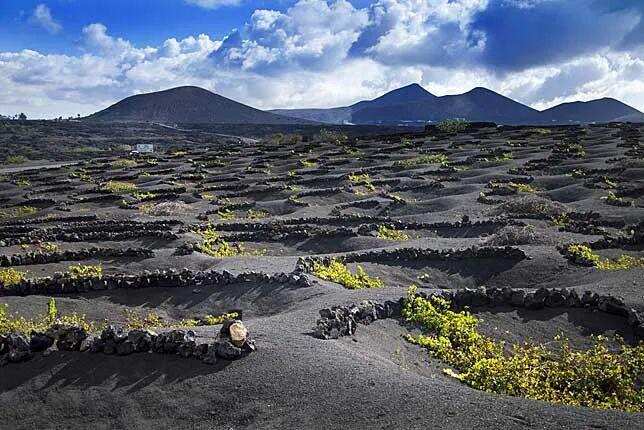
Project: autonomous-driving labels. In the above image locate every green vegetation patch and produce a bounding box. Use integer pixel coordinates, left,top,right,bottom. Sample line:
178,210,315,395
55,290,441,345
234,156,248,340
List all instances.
246,209,269,220
110,158,138,169
66,264,103,279
312,259,383,289
377,225,410,241
436,119,469,134
0,268,27,288
567,244,644,270
0,298,93,335
195,225,265,258
348,172,376,192
5,155,27,165
508,182,539,193
0,205,38,220
402,287,644,412
393,153,450,168
604,191,633,207
101,180,138,194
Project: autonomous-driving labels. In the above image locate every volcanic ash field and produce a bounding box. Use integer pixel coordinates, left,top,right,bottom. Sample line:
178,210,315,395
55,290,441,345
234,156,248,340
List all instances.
0,122,643,429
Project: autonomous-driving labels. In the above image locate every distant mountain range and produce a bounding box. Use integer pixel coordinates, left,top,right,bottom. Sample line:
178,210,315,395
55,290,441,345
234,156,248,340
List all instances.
86,84,644,126
271,83,644,125
87,86,310,125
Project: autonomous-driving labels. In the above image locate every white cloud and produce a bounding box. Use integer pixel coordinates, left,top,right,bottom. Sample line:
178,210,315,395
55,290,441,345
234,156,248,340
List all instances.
185,0,243,9
1,0,643,118
211,0,370,71
30,4,62,34
356,0,488,66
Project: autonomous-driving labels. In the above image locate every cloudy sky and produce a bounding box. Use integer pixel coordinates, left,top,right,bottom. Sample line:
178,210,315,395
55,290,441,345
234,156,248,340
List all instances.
1,0,643,118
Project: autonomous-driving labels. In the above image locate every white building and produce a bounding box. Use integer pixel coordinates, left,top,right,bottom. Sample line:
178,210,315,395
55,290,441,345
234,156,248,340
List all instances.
136,144,154,153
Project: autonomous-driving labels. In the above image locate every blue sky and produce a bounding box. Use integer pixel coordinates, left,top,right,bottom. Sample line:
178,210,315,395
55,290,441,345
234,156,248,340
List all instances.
1,0,642,118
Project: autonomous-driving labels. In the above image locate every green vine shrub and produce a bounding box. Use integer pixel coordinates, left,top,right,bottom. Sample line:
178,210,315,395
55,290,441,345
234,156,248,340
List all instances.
402,287,644,412
312,259,383,289
566,244,644,270
0,298,92,335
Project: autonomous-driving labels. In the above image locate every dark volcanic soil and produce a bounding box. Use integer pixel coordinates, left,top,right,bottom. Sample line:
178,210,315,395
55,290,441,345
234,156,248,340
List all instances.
0,122,643,429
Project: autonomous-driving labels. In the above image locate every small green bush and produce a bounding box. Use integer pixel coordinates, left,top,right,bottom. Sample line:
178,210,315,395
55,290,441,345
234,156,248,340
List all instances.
436,119,469,133
15,178,30,187
246,209,269,220
124,309,164,330
508,182,538,193
604,191,633,207
0,205,38,220
0,268,26,287
394,154,450,168
566,244,644,270
101,180,138,194
0,298,92,335
377,225,410,241
402,287,644,412
5,155,27,165
111,158,138,169
217,208,235,220
316,129,348,145
195,225,264,258
66,264,103,279
312,259,383,289
348,173,375,192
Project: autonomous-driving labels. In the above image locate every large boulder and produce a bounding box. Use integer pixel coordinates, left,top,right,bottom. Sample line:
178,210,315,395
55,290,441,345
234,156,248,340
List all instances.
29,332,54,352
205,319,256,362
116,340,135,356
227,322,248,347
127,329,156,352
215,340,243,360
6,334,32,363
56,326,88,351
153,330,195,354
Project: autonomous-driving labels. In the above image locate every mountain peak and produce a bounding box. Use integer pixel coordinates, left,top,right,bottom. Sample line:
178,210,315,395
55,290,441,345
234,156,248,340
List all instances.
466,86,500,96
352,83,435,110
86,85,311,125
541,97,641,122
388,83,434,97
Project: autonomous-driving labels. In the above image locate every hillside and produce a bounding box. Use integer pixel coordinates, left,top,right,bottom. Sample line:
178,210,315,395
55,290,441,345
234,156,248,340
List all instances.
539,98,643,123
86,86,312,125
273,84,643,125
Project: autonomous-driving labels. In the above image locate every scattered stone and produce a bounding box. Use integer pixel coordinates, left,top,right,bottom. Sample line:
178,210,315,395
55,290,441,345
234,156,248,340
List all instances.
29,332,54,352
226,321,248,347
202,345,218,364
116,340,135,356
216,340,243,360
56,326,87,351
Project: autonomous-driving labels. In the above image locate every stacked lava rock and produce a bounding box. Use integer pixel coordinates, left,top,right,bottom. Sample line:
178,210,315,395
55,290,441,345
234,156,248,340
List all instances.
313,300,403,340
203,319,256,364
1,319,256,367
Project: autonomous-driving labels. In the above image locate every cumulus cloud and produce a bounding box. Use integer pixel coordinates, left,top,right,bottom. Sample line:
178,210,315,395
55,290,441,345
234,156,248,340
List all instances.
211,0,369,72
355,0,488,66
30,4,62,34
184,0,243,9
1,0,643,118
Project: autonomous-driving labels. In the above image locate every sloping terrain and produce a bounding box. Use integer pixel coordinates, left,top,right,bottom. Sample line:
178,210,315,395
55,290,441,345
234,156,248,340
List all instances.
540,98,644,123
0,122,643,429
272,84,643,125
87,86,312,125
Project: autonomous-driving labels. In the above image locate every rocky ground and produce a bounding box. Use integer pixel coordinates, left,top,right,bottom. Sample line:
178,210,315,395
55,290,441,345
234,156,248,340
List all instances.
0,122,643,429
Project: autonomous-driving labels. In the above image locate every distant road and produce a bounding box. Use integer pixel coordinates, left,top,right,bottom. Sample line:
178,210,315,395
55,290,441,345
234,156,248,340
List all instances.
153,122,260,144
0,161,79,174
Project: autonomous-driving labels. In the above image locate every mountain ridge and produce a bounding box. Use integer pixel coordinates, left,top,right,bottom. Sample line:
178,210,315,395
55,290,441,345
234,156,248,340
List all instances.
271,84,642,125
86,86,314,125
86,84,643,126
